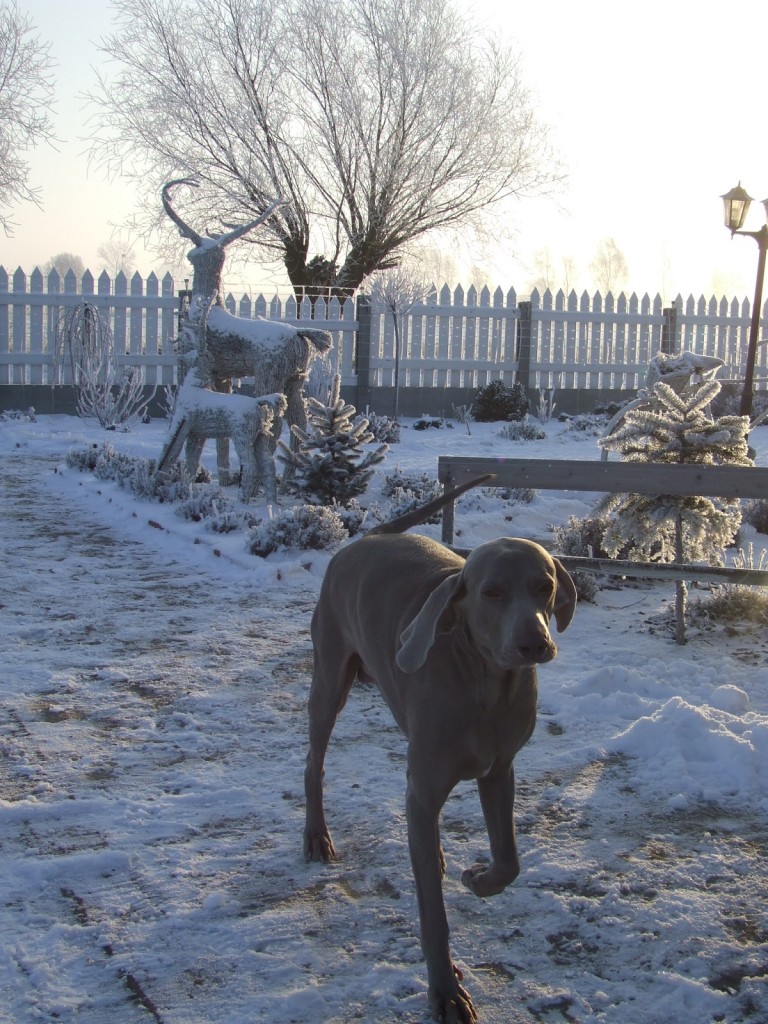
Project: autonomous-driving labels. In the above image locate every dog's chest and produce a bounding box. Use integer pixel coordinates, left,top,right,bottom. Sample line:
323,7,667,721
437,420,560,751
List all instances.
452,678,537,779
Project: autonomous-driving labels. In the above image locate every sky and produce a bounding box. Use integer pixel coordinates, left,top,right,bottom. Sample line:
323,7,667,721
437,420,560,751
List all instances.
2,0,768,300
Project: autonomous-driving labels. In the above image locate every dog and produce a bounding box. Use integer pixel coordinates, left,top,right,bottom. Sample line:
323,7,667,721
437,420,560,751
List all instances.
304,476,577,1023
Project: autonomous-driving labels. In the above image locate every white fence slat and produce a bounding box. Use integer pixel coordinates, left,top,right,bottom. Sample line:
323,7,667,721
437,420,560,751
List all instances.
29,268,44,385
0,267,9,385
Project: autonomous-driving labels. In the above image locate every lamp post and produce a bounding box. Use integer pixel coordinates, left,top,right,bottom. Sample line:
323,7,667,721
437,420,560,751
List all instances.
721,183,768,418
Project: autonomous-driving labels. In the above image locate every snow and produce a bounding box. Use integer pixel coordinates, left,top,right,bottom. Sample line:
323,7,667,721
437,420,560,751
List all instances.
206,305,298,347
1,411,767,1023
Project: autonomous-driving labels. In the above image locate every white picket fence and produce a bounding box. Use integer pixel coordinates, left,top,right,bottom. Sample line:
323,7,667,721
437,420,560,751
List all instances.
0,266,355,387
1,266,766,400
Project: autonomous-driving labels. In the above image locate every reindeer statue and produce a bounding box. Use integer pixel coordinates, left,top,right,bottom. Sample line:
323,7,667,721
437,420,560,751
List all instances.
156,179,332,498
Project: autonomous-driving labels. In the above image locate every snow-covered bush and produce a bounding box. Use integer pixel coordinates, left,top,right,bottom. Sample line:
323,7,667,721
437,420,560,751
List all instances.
363,412,401,444
382,468,440,501
0,407,36,422
498,419,546,441
551,511,621,603
205,511,253,534
685,546,768,631
279,374,388,506
332,498,369,537
552,511,617,561
743,498,768,535
598,379,752,643
413,417,445,430
387,486,440,523
176,489,235,522
56,301,155,430
558,412,611,436
247,505,348,557
484,485,537,505
473,380,529,422
66,443,190,503
535,387,557,424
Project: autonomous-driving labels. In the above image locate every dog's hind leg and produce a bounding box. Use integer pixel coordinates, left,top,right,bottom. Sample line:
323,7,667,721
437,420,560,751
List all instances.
303,615,358,863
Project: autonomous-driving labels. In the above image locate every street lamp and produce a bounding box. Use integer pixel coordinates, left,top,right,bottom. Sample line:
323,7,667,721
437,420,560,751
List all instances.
721,182,768,418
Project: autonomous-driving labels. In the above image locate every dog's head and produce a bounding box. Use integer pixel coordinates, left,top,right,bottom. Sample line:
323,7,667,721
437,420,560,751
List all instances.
397,538,576,673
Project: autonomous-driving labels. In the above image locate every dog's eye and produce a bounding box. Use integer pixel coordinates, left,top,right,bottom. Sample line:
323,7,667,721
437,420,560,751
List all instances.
481,586,504,601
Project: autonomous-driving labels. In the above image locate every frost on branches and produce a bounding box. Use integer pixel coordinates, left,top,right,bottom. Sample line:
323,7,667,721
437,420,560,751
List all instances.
278,375,388,506
598,379,752,643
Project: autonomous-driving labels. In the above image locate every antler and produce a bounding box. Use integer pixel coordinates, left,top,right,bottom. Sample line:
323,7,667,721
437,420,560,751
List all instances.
162,180,287,250
216,196,287,247
161,179,204,247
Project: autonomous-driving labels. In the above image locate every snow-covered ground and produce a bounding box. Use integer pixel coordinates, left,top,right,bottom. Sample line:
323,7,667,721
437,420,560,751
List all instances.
1,410,767,1024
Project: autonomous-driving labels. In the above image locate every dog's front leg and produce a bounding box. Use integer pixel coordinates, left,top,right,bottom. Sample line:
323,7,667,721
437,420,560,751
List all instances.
461,765,520,898
406,778,478,1024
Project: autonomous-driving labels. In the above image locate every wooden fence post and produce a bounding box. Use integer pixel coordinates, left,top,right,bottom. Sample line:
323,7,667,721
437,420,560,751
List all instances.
355,292,372,411
662,305,678,353
517,299,532,392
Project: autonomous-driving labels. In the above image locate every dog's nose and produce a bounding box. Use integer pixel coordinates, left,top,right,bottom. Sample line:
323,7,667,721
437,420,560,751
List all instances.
517,639,554,664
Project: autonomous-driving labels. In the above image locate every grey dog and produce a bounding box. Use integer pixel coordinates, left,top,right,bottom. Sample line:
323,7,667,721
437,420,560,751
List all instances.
304,476,577,1023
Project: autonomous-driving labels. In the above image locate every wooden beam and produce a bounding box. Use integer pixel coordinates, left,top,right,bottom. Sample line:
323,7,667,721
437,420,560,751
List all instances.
438,456,768,500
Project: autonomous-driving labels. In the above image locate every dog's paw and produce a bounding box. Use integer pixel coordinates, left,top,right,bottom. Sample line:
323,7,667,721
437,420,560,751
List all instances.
429,968,478,1024
303,829,337,863
460,860,517,898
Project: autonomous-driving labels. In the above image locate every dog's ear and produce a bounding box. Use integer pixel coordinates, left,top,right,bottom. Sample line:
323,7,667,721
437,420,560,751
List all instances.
552,558,577,632
396,572,465,673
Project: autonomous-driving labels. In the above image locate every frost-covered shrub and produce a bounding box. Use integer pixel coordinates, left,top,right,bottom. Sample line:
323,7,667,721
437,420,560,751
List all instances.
0,407,36,422
497,419,546,441
480,485,537,505
387,486,442,523
552,511,616,560
383,471,442,521
558,412,610,436
363,412,401,444
247,505,348,557
205,511,251,534
66,443,190,503
551,510,621,603
382,468,440,501
743,498,768,535
687,546,768,630
333,498,369,537
57,301,154,429
176,489,235,522
128,458,191,501
413,417,445,430
473,380,529,422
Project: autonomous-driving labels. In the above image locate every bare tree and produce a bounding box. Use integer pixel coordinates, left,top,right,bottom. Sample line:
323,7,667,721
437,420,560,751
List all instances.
88,0,560,300
97,236,137,277
528,247,557,294
0,1,55,233
528,248,578,297
370,261,429,419
561,255,577,295
589,237,629,295
44,253,86,280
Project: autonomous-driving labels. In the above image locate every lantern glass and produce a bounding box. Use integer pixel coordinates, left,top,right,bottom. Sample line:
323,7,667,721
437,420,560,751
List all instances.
721,183,753,232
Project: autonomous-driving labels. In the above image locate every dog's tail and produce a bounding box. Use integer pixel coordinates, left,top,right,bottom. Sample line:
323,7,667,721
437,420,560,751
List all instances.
366,474,495,537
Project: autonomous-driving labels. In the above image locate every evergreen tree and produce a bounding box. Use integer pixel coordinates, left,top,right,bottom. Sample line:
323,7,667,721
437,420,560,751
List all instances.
598,379,751,643
278,375,388,506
